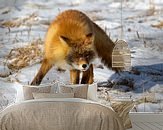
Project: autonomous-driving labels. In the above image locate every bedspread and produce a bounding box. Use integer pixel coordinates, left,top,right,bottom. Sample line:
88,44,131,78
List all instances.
0,98,125,130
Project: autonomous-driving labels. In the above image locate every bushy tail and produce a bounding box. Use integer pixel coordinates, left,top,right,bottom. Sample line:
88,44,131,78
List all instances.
93,23,114,68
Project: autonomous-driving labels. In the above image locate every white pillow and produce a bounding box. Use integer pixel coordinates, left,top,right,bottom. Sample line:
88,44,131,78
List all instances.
60,84,88,99
33,93,74,99
23,85,51,100
14,82,24,102
87,83,98,101
15,83,58,102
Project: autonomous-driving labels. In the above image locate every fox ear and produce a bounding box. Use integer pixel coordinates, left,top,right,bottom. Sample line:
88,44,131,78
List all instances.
85,33,94,44
59,36,71,46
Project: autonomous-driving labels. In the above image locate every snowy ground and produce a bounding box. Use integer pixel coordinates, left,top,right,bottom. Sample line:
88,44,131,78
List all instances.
0,0,163,112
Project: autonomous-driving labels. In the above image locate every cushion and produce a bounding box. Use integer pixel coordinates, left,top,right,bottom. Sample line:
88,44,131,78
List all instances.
23,85,51,100
60,84,88,99
111,101,135,129
33,93,74,99
87,83,98,101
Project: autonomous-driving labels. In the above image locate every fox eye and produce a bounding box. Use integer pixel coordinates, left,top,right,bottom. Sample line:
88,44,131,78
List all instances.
85,33,94,44
86,33,93,38
60,36,70,42
60,36,72,46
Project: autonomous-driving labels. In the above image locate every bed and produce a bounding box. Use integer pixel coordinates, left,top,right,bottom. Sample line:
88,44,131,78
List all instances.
0,98,125,130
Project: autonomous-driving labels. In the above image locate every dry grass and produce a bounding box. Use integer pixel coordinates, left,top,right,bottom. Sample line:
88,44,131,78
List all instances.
151,21,163,29
0,13,37,28
6,38,43,70
136,92,158,104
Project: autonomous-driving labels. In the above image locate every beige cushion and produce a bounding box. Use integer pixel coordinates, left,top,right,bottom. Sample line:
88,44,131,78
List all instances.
60,84,88,99
111,101,135,129
23,85,51,100
33,93,74,99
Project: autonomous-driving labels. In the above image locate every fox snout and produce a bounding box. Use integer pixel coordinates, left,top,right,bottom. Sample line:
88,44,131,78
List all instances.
82,64,88,69
72,58,90,71
79,63,89,71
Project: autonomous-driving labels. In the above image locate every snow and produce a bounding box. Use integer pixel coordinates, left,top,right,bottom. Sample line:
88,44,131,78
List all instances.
0,0,163,112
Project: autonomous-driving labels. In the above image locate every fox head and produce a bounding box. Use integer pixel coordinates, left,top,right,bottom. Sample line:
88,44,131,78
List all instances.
59,33,96,71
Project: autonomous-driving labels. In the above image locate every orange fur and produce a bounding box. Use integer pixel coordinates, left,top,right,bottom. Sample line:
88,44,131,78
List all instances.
31,9,117,85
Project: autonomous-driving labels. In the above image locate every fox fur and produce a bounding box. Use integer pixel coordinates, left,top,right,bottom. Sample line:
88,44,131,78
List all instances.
31,9,118,85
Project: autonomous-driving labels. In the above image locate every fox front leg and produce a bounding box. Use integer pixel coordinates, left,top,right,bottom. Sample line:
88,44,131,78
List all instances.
81,64,94,84
70,69,80,84
31,59,53,85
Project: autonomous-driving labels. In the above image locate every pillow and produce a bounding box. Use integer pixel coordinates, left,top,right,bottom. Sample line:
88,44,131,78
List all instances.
87,83,98,101
23,85,51,100
33,93,74,99
111,101,135,129
60,84,88,99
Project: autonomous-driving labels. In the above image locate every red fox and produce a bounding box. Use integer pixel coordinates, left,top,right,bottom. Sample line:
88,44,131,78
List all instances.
31,9,119,85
